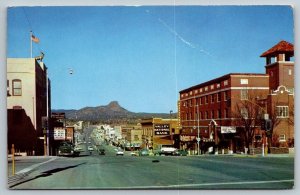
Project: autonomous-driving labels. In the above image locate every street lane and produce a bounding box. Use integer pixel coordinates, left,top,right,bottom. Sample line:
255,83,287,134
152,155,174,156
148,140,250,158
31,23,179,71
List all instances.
11,153,294,189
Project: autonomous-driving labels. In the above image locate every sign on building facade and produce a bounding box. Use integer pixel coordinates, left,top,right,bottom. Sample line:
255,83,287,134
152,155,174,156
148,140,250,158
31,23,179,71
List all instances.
221,126,236,134
54,127,66,140
154,124,170,135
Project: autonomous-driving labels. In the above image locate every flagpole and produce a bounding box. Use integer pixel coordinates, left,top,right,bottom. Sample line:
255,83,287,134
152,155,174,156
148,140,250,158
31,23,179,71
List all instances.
30,31,32,58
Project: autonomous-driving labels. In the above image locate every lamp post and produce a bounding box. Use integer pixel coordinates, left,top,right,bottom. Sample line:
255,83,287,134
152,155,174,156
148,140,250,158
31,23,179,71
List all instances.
196,104,200,155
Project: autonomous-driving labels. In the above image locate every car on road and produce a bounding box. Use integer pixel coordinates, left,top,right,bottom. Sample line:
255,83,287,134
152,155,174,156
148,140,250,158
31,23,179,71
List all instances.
130,151,138,156
138,149,149,156
158,147,177,156
98,148,105,155
58,142,79,157
116,150,124,156
173,149,188,156
74,145,84,152
88,146,94,151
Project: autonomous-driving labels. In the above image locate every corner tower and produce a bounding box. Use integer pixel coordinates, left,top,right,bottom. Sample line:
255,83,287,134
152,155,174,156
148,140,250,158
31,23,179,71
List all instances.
260,40,294,92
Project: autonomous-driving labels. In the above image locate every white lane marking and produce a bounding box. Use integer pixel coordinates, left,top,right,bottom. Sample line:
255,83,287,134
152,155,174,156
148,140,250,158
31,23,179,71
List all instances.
16,157,58,174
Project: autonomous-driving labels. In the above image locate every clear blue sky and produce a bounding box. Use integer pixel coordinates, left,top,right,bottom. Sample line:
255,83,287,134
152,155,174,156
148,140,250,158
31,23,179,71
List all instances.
7,6,294,113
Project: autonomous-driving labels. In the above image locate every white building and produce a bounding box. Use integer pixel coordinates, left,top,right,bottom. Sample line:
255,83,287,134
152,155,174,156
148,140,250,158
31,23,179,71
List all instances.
7,58,50,155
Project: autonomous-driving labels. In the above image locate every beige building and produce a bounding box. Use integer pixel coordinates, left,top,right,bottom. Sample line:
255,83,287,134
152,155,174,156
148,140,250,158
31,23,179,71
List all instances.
125,125,142,149
7,58,50,155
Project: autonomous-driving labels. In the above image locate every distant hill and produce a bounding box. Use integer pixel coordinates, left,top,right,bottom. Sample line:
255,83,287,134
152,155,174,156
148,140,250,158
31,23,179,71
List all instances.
52,101,175,124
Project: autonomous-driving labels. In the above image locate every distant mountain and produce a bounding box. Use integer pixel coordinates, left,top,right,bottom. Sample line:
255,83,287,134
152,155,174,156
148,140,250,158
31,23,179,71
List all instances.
52,101,174,124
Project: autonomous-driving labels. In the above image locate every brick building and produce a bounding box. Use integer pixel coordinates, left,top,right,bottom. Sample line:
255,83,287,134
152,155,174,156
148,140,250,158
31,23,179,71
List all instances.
261,41,294,147
178,40,294,154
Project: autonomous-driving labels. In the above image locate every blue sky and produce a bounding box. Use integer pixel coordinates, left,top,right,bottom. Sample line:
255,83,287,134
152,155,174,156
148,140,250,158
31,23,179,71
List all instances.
7,6,294,113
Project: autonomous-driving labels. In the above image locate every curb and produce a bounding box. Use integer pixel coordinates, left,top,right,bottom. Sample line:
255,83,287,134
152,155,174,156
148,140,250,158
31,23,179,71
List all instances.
8,156,58,187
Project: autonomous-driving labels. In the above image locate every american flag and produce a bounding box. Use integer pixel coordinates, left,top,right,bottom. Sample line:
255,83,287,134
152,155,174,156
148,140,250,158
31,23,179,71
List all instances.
31,34,40,43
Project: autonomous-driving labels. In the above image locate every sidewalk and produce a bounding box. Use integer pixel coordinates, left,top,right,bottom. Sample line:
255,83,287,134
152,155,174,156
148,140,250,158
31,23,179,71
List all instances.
7,156,58,187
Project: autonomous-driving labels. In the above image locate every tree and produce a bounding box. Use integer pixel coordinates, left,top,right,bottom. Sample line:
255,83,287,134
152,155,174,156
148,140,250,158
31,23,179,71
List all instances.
231,94,264,154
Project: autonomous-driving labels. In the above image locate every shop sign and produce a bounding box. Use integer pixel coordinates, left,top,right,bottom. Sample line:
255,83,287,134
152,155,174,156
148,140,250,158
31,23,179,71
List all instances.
180,135,196,141
154,124,170,135
54,128,65,140
51,112,65,119
221,126,236,134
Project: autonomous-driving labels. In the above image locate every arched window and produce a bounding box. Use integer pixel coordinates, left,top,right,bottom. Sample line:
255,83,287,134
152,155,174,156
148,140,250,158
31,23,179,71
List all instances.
12,79,22,96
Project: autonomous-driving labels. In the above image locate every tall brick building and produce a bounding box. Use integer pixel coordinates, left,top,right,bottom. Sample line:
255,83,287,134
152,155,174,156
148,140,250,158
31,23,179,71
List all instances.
178,40,294,154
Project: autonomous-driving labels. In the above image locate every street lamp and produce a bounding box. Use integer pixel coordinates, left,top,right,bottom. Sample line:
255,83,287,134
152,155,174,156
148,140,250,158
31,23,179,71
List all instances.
194,104,201,155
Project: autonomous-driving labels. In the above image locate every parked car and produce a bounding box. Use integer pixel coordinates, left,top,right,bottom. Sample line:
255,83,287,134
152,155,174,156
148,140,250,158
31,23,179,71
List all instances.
116,150,124,156
58,142,79,157
173,149,188,156
139,149,149,156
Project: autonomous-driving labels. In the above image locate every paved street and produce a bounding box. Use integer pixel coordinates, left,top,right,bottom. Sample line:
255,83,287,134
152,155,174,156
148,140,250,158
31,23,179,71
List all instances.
8,143,294,189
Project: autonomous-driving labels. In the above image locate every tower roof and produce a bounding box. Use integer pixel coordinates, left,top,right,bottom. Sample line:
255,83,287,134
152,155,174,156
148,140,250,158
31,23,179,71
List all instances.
260,40,294,57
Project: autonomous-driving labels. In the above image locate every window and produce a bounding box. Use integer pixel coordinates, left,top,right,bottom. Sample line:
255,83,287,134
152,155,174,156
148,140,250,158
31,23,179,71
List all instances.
199,112,202,119
240,79,248,85
12,79,22,96
200,88,203,92
211,94,215,103
224,80,228,86
7,80,10,96
205,86,208,91
218,109,221,118
276,106,289,118
211,84,214,90
217,83,220,88
279,134,286,142
224,91,228,101
224,109,228,118
241,108,248,119
205,111,208,119
241,89,248,100
211,111,214,119
200,97,203,105
288,69,292,75
205,96,208,104
217,92,221,102
134,135,139,141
